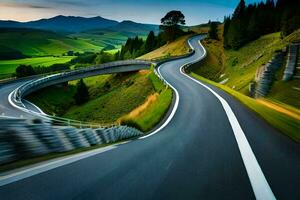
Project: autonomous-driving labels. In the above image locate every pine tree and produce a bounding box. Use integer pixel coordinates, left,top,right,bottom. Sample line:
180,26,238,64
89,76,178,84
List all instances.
208,21,218,40
145,31,156,52
223,16,231,48
247,11,260,40
74,79,89,105
232,0,246,19
224,0,248,49
222,0,300,49
227,19,245,49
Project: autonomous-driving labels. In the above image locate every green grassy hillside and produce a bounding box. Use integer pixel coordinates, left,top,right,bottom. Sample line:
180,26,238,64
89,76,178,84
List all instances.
190,73,300,143
139,25,209,61
0,28,152,58
119,71,172,131
191,28,300,109
27,70,173,132
63,72,153,124
70,29,148,51
191,32,286,93
0,28,103,57
189,27,300,142
0,56,74,75
69,31,129,51
139,35,191,60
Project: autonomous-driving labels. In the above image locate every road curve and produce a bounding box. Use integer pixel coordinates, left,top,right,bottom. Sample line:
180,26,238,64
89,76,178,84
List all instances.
0,79,38,118
1,61,150,122
0,35,299,200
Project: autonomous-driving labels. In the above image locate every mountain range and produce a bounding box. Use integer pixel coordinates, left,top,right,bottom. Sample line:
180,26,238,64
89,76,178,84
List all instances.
0,15,159,34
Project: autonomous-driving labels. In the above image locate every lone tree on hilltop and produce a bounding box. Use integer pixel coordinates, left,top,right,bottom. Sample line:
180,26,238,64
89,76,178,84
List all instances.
208,21,219,40
74,79,89,105
160,10,186,42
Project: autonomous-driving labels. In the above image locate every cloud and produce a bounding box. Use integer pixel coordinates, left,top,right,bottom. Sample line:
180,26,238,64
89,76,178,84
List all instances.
49,0,89,7
0,2,52,9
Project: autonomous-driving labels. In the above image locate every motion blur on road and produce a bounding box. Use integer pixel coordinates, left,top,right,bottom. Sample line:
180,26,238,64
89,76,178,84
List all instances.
0,35,299,200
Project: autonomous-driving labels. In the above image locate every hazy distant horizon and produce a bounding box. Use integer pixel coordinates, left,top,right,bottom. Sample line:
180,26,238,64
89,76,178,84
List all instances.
0,0,264,25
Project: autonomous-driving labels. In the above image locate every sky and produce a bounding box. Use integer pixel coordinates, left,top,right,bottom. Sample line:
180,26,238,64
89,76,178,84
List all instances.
0,0,264,25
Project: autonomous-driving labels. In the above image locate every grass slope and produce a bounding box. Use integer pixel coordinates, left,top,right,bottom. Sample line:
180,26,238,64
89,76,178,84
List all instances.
27,70,173,131
119,71,173,132
139,35,191,60
139,25,209,61
191,38,224,80
0,28,103,57
191,27,300,109
189,27,300,142
27,84,77,116
0,56,74,75
28,72,152,122
63,72,153,124
192,32,286,92
268,80,300,109
223,32,286,93
69,31,129,51
191,73,300,143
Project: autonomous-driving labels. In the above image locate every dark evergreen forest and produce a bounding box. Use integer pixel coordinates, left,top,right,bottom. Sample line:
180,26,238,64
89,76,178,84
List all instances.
223,0,300,49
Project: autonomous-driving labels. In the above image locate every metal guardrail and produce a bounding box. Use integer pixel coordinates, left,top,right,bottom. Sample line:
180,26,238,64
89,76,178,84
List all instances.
0,36,204,167
283,44,299,81
255,53,284,97
0,116,143,165
1,60,153,166
16,59,152,98
9,59,153,128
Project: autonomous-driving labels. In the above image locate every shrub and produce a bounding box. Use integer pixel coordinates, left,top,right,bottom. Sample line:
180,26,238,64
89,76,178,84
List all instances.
15,65,35,78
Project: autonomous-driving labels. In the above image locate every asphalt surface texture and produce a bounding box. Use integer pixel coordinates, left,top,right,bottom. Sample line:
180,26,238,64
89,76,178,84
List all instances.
0,35,299,200
0,79,38,118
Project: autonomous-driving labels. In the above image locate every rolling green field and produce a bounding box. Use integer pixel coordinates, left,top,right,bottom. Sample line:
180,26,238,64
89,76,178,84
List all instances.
0,56,74,76
0,28,150,79
69,31,130,51
0,28,103,57
0,28,148,59
70,29,148,52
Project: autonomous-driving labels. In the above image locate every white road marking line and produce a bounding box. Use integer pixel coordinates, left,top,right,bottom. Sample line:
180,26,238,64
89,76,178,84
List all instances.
180,40,276,200
0,146,116,187
140,36,204,139
1,37,275,200
8,88,49,118
139,66,180,139
23,99,47,115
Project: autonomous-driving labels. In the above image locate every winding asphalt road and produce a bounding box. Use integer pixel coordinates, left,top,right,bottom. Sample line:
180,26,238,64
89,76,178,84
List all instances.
0,35,299,200
0,79,41,118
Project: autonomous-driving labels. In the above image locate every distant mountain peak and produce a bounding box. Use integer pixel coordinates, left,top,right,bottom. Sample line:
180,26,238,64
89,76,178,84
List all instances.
0,16,158,34
120,20,135,23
